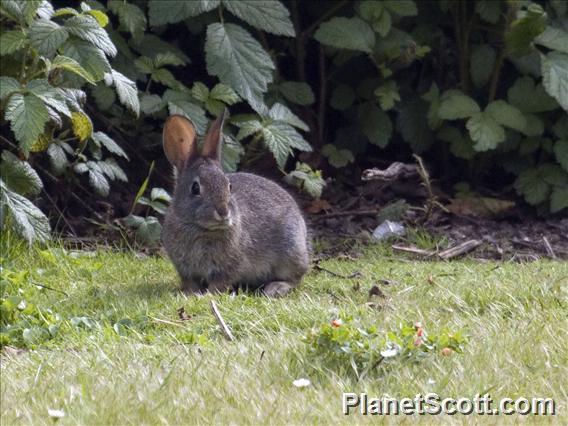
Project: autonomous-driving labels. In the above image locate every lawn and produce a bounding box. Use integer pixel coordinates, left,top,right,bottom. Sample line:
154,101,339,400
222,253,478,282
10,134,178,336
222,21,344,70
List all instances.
1,240,567,424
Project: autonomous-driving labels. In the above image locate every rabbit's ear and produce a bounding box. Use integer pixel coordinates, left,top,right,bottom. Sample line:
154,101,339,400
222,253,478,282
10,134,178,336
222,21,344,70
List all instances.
163,115,198,169
201,109,227,162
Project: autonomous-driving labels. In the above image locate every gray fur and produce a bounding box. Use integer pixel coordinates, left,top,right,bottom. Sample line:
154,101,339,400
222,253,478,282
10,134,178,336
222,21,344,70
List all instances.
162,115,309,296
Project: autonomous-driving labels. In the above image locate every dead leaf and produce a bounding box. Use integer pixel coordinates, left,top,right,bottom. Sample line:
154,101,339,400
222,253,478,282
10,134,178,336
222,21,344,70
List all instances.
369,285,386,298
447,196,514,218
177,307,192,321
306,198,333,214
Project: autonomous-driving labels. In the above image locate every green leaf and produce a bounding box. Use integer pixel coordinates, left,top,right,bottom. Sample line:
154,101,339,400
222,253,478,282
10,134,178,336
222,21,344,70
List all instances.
314,17,375,53
109,70,140,116
466,111,505,152
507,76,558,113
330,84,356,111
438,90,480,120
534,26,568,54
74,161,110,196
222,0,294,37
438,125,476,160
167,100,208,134
221,133,244,172
397,99,433,154
62,39,111,81
470,44,496,88
51,55,96,84
0,77,21,101
150,188,172,203
359,2,391,36
550,186,568,213
139,94,164,115
87,9,109,28
108,1,146,39
151,68,185,91
134,56,154,74
515,168,549,205
261,122,311,168
322,144,354,168
205,23,274,113
522,113,545,138
283,163,325,198
0,179,50,244
29,19,69,58
71,111,92,142
475,0,501,24
98,158,127,182
553,117,568,140
235,119,263,141
191,82,209,102
154,52,186,68
0,30,27,55
4,93,49,155
26,79,71,118
384,0,417,16
148,0,219,26
136,216,161,245
541,51,568,112
359,104,392,148
485,100,526,133
210,84,240,104
92,131,128,160
374,80,400,111
279,81,314,106
1,151,43,196
65,15,117,57
91,83,116,110
47,143,68,174
505,4,546,56
554,140,568,172
269,103,309,131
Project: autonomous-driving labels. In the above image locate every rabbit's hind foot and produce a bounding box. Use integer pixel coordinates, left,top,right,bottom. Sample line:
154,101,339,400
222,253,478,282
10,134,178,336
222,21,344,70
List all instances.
262,281,296,298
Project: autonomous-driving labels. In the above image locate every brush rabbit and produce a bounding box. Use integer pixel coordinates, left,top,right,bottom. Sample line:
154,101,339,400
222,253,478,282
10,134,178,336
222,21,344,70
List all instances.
161,112,310,297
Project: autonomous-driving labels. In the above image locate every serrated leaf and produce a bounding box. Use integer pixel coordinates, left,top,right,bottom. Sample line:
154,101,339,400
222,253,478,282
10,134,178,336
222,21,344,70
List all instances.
485,100,526,133
438,90,480,120
140,94,164,115
210,84,240,104
91,83,116,110
78,162,109,196
47,143,68,174
109,70,140,116
150,188,172,203
470,44,496,88
359,2,391,36
51,55,96,84
359,104,392,148
191,82,209,102
374,80,400,111
515,168,549,205
92,131,128,159
279,81,314,106
221,133,243,172
62,39,111,81
283,163,325,198
151,68,185,91
542,51,568,112
98,158,127,182
108,1,146,38
71,111,92,142
26,79,71,118
261,122,310,168
0,30,27,55
550,186,568,213
65,15,117,57
0,179,50,244
29,18,68,58
1,151,43,196
154,52,185,68
222,0,294,37
507,76,558,113
205,23,274,113
269,103,309,131
505,5,546,56
123,214,144,228
330,84,356,111
534,26,568,54
384,0,417,16
148,0,219,26
235,120,263,140
4,93,48,155
467,111,505,152
0,76,21,101
87,9,109,28
322,144,354,168
475,0,501,24
136,216,161,244
314,17,375,53
167,101,208,134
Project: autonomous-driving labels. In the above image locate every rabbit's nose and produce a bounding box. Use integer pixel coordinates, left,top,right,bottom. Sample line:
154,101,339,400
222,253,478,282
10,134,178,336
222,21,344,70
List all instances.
214,206,229,221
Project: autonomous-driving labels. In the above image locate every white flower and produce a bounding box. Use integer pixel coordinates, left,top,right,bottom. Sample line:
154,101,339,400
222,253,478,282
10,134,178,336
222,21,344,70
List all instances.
48,409,65,418
293,378,311,388
380,343,400,358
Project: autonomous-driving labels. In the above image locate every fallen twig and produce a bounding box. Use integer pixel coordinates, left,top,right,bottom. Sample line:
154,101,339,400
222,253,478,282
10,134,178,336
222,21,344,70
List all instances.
438,240,482,260
314,264,362,279
542,237,556,259
210,300,235,341
362,162,418,181
32,282,68,296
391,244,436,257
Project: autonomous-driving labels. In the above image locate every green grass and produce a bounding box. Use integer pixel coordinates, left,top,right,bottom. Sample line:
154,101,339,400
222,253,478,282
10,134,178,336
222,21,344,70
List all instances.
1,241,567,424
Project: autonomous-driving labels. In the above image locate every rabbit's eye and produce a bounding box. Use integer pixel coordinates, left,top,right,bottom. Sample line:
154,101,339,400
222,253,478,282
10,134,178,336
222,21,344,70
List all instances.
191,181,200,195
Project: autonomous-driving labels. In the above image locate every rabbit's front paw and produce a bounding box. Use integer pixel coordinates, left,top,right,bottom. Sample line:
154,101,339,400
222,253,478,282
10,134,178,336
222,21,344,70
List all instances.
208,280,232,294
262,281,295,298
181,277,204,295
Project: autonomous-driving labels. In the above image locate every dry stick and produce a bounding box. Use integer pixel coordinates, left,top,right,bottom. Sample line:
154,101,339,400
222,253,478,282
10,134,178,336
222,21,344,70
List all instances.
210,300,235,341
542,237,557,259
391,244,436,257
438,239,483,260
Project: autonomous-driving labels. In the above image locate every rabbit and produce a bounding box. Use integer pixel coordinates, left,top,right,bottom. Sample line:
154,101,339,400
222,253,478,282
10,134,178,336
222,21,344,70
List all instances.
161,111,310,297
